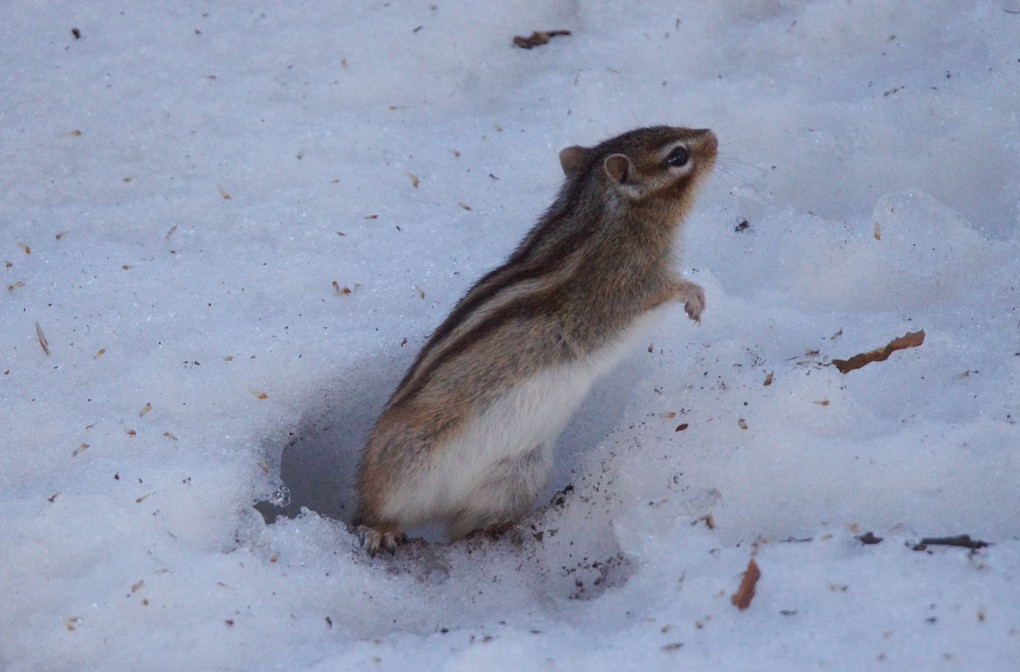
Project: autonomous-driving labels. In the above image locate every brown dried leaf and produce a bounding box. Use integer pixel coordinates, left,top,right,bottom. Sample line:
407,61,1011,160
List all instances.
763,371,773,386
832,329,925,374
35,322,51,355
730,558,761,610
512,29,571,49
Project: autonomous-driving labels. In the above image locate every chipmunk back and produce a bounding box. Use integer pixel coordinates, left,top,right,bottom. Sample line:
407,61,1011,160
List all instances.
353,125,718,554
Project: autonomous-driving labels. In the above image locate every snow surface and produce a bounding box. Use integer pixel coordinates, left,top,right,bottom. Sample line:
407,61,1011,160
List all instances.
2,1,1019,670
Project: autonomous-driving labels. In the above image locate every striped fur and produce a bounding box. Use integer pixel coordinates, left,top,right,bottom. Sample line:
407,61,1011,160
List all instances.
353,126,717,554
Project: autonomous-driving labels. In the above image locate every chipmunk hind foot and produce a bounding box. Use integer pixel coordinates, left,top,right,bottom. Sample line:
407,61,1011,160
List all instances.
352,519,406,556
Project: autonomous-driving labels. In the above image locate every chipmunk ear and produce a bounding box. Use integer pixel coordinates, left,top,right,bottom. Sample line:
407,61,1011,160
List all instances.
559,146,587,176
603,153,634,185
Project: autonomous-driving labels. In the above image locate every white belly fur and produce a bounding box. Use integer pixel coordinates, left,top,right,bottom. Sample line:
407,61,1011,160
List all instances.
381,308,668,524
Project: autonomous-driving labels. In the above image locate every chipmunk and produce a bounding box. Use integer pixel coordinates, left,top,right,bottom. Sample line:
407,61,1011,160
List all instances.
352,125,717,555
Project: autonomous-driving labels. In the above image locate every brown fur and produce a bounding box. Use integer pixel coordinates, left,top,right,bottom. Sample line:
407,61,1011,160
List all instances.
352,126,717,555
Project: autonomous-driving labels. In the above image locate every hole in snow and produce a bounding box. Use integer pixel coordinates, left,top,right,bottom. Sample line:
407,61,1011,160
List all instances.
254,356,403,526
253,349,645,600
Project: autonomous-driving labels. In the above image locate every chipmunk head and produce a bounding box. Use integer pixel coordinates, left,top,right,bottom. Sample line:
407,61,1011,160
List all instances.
559,126,717,217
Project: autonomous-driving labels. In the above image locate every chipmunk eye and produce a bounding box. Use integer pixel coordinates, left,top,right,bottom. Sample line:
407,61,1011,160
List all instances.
666,146,689,167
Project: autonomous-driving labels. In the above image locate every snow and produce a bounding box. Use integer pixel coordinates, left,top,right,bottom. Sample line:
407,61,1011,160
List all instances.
2,1,1018,669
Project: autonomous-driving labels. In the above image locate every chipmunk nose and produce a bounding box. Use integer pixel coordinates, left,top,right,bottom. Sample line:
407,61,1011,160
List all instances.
695,130,718,160
702,131,718,153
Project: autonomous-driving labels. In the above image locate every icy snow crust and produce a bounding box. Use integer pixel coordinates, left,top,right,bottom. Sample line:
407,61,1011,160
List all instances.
2,1,1019,670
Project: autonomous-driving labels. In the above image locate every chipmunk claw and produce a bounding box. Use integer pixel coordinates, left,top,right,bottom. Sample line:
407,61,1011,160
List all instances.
356,525,404,557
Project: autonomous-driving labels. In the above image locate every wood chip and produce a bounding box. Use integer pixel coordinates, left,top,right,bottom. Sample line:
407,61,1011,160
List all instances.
407,172,419,188
217,185,231,199
139,402,152,417
730,558,761,610
832,329,925,373
763,371,773,386
18,241,31,254
163,431,178,441
72,443,89,456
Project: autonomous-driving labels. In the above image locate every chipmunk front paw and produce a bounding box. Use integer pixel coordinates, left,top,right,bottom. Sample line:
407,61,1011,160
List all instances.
676,280,705,323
